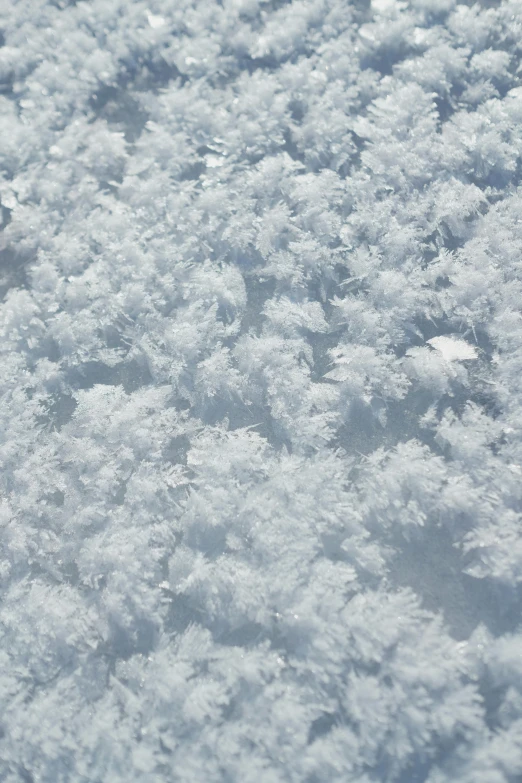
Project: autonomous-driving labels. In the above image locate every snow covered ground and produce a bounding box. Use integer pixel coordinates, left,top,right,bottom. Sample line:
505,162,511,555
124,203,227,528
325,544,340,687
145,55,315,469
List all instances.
1,0,522,780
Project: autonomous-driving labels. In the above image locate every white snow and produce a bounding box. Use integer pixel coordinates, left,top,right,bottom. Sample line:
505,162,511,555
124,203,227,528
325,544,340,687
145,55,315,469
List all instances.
1,0,522,780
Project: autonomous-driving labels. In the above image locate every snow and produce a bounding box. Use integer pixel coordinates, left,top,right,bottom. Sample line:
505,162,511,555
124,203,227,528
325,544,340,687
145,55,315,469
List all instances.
1,0,522,780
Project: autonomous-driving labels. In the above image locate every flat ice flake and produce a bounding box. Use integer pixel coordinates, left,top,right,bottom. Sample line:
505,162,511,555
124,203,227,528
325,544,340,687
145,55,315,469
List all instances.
427,336,478,362
146,11,166,29
205,154,225,168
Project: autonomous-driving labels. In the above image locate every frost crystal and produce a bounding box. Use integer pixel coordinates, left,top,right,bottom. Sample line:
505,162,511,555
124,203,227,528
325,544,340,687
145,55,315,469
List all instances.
427,335,478,362
2,0,522,781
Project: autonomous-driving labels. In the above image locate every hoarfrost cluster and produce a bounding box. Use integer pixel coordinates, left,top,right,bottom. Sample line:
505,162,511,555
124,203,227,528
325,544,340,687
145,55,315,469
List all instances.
1,0,522,780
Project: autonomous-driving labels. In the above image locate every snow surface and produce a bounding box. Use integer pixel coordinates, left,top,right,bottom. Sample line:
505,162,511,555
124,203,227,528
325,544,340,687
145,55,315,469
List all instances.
1,0,522,780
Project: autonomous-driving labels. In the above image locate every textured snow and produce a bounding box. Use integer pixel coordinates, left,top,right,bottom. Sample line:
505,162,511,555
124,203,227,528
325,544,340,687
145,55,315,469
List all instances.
2,0,522,781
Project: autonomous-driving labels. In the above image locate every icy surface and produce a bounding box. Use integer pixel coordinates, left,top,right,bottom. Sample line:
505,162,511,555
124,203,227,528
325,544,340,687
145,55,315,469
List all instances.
2,0,522,780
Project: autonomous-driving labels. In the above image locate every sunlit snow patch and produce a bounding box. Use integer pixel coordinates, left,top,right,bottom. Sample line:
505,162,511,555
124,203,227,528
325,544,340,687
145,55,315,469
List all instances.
427,336,478,362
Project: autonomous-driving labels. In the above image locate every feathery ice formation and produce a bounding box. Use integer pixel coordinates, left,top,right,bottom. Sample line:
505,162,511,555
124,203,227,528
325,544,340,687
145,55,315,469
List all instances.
2,0,522,780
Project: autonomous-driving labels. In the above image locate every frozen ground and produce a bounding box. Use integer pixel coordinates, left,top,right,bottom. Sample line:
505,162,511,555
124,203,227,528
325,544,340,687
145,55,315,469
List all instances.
2,0,522,780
